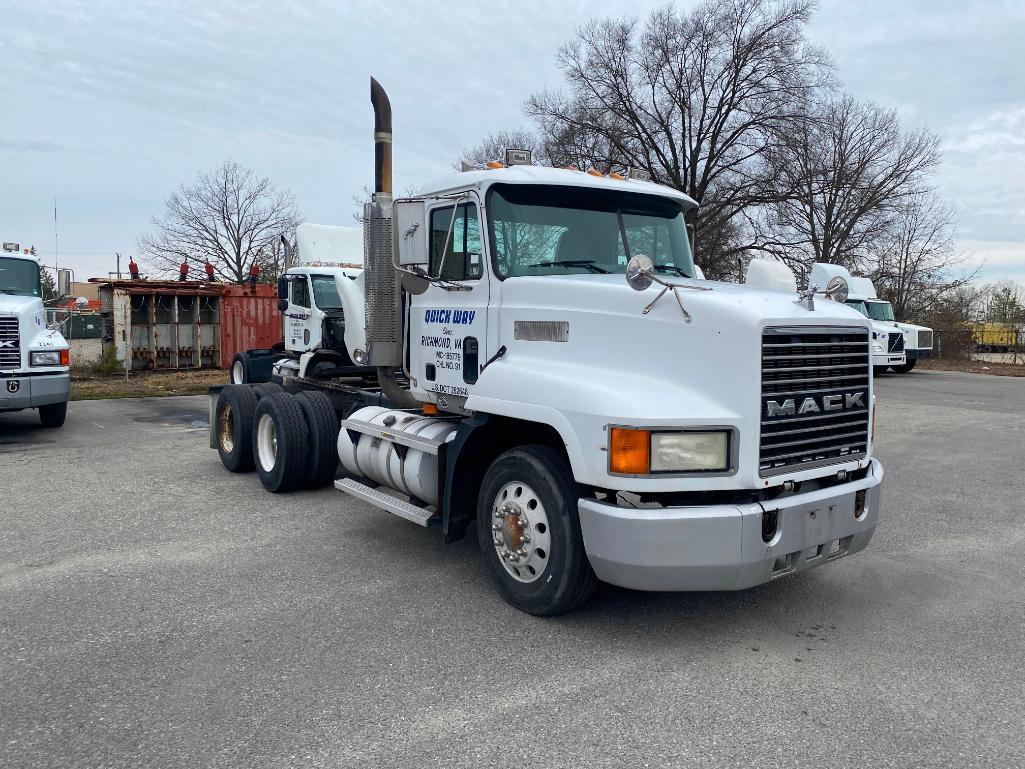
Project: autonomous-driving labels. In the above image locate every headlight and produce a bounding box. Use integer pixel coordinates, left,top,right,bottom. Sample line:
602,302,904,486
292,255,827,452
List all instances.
30,350,65,366
651,431,729,472
873,344,884,353
610,428,730,474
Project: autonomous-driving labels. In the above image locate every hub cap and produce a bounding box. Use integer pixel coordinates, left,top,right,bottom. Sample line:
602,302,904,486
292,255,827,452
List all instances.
256,413,278,472
491,481,551,583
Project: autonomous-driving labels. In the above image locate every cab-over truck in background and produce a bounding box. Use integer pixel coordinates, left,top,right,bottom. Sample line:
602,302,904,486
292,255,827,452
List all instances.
209,79,883,615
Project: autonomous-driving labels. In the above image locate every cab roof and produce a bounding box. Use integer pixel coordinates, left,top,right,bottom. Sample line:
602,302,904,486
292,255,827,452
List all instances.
417,165,699,208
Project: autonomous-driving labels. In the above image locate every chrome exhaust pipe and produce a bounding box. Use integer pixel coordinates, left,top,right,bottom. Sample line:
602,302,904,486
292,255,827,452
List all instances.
366,77,418,408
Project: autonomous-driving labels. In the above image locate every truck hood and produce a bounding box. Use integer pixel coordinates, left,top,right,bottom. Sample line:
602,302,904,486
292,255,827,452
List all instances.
470,273,875,491
499,272,870,328
0,294,43,315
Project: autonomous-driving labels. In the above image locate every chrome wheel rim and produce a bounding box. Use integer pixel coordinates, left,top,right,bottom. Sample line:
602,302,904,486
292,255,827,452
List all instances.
491,481,551,583
256,413,278,472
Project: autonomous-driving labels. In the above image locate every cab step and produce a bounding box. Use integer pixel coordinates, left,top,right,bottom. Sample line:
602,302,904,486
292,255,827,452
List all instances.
334,477,438,527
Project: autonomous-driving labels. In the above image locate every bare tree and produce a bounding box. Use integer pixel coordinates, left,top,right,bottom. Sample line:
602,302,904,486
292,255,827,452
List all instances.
870,192,974,320
459,129,543,167
524,0,833,277
139,160,301,283
757,96,941,272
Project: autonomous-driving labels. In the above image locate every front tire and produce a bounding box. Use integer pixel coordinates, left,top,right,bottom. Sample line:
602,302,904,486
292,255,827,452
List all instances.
891,359,916,373
252,392,309,493
477,445,597,616
38,401,68,428
873,366,889,377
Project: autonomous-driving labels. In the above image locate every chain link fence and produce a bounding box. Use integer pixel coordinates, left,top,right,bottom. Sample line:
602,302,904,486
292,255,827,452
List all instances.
47,308,105,373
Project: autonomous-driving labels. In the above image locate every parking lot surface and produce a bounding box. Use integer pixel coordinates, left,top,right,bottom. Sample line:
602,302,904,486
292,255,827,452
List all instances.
2,370,1024,768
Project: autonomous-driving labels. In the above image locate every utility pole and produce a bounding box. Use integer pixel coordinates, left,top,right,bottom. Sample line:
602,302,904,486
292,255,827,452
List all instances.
53,197,58,275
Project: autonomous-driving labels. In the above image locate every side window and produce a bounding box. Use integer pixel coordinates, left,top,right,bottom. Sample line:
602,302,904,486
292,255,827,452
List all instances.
430,203,482,281
290,276,310,309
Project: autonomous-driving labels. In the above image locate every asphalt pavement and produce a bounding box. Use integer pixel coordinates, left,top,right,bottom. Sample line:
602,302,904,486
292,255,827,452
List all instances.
2,370,1024,768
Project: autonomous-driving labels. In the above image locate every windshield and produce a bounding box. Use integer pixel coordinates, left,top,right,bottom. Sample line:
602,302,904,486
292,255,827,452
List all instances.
310,274,343,310
845,300,868,317
865,301,895,321
488,184,695,278
0,257,42,297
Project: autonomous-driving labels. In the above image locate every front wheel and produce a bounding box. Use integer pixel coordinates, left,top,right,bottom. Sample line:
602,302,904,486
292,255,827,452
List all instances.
477,445,597,616
38,401,68,428
891,359,916,373
873,366,890,377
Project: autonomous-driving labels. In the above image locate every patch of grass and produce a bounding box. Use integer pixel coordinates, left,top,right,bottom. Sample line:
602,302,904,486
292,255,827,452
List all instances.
71,369,228,400
919,359,1025,378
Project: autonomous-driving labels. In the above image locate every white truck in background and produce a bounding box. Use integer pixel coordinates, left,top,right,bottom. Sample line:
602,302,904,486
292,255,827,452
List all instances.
809,264,905,375
0,244,71,427
208,78,884,616
847,277,933,373
228,223,373,385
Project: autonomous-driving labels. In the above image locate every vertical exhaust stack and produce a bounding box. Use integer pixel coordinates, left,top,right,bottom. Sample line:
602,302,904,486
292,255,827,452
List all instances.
371,77,392,201
364,77,418,407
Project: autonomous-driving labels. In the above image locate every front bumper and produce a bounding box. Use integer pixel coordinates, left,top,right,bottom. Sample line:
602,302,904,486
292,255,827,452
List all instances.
578,459,882,591
0,373,70,410
873,352,905,367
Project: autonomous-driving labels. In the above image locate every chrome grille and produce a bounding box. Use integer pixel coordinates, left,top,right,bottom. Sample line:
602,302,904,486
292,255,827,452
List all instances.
0,315,19,369
888,333,904,353
917,329,933,349
760,327,870,476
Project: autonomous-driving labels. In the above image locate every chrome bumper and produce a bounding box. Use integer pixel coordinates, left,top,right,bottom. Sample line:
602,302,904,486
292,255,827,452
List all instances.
578,459,882,592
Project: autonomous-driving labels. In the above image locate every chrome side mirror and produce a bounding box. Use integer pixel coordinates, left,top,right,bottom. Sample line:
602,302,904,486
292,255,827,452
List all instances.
825,276,849,303
625,254,654,291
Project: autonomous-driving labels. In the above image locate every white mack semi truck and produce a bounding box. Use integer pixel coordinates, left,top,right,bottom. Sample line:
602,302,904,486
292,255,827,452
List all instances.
0,244,70,428
809,264,905,376
847,277,933,373
209,79,883,615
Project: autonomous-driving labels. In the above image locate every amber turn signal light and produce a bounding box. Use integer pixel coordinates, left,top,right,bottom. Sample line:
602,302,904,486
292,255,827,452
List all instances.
610,428,650,474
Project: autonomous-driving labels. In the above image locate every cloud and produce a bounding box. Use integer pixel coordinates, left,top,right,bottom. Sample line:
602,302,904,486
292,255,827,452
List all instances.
0,138,76,154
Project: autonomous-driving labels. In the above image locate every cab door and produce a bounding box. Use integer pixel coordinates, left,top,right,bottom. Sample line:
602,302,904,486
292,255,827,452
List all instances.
284,272,321,353
409,197,489,406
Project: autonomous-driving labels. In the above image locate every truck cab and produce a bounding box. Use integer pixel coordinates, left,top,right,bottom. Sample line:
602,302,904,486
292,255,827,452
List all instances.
344,149,883,613
0,245,71,427
810,264,905,374
230,224,369,384
846,276,932,373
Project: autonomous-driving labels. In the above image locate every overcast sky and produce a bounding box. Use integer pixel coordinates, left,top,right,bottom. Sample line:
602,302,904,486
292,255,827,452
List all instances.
3,0,1023,287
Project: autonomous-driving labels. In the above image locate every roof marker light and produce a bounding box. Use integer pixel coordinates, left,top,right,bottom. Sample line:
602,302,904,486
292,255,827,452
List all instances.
504,148,532,166
486,161,505,169
586,167,603,177
608,171,626,180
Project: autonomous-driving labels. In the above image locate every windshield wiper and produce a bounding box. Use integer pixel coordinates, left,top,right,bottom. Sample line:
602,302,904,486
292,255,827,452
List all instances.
529,259,609,274
652,264,691,277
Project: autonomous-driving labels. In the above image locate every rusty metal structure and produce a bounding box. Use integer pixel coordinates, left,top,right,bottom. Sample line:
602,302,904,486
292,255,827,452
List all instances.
97,280,223,370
